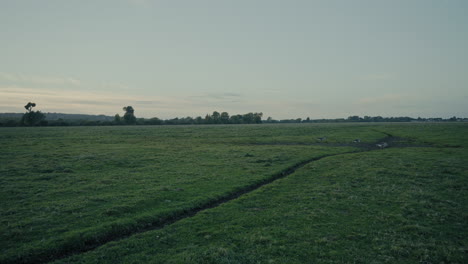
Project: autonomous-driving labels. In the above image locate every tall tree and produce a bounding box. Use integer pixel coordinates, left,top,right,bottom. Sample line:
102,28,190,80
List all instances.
253,112,263,124
243,112,254,124
211,111,221,124
24,102,36,112
122,106,136,124
220,112,230,124
21,102,45,126
204,114,212,124
229,114,243,124
114,114,122,124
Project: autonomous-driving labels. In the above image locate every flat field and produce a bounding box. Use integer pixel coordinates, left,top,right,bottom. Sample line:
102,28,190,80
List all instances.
1,123,467,263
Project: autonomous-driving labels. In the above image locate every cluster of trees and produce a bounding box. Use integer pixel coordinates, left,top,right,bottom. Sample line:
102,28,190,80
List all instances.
112,110,262,126
112,111,263,126
202,111,263,124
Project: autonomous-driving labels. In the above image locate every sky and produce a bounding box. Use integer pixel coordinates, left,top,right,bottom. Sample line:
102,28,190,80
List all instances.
1,0,467,119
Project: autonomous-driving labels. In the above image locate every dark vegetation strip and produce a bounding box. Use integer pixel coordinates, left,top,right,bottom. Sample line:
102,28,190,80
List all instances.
19,149,361,264
373,131,462,148
247,140,439,149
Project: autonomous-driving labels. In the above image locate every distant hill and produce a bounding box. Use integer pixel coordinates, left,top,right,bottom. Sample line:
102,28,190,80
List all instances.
0,112,114,121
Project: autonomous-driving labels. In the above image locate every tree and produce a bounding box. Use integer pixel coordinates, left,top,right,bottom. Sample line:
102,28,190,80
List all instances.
243,113,255,124
347,115,361,122
220,112,230,124
204,114,213,124
229,114,242,124
211,111,221,124
195,116,203,124
122,106,136,124
24,102,36,112
21,102,45,126
147,117,162,125
114,114,122,124
254,112,263,124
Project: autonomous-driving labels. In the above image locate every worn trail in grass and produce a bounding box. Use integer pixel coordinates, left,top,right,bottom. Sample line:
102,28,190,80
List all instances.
45,150,365,264
50,134,460,263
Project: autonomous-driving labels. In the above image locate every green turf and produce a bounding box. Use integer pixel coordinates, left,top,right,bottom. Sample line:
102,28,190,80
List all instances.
1,123,467,263
53,147,468,264
1,124,363,263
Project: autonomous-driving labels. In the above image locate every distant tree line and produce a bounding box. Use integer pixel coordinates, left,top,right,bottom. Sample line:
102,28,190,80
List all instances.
264,115,467,124
0,104,466,127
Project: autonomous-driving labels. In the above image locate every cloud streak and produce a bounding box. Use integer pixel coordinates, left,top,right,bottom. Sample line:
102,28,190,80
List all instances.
0,72,81,86
358,73,397,81
190,92,243,99
356,94,407,105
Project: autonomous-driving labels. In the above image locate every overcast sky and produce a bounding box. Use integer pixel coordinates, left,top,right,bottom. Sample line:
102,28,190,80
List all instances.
1,0,467,119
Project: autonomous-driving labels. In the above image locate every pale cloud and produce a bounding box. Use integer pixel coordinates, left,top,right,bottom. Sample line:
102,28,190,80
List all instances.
0,72,81,86
356,94,407,105
358,73,396,81
262,89,282,94
189,92,244,103
126,0,151,7
134,100,163,105
350,94,426,117
99,82,130,90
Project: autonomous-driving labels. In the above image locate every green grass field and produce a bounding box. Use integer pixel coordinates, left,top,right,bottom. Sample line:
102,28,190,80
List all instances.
1,123,467,263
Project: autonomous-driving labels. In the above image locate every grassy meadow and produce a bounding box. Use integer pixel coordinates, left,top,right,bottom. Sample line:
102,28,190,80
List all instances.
1,123,467,263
